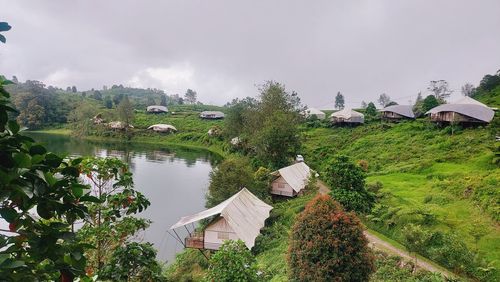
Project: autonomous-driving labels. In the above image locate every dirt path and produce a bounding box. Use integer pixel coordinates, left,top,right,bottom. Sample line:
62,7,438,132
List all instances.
316,180,452,277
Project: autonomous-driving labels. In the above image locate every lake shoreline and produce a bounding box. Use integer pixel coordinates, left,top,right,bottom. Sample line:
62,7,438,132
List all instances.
28,128,226,158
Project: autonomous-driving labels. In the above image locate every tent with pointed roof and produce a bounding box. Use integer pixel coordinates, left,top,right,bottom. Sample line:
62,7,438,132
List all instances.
380,105,415,121
303,108,326,120
330,108,364,124
170,188,272,250
270,162,311,197
426,97,494,124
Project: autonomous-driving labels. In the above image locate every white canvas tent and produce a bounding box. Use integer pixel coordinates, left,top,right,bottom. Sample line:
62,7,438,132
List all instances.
200,111,225,119
170,188,272,250
147,124,177,133
147,105,168,113
270,162,311,197
330,108,364,124
303,108,326,120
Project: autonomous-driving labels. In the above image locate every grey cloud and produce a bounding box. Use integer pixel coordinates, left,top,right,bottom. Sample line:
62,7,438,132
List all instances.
0,0,499,106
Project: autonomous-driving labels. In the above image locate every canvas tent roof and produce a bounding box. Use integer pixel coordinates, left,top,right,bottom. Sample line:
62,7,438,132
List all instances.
271,162,311,193
380,105,415,118
303,108,326,119
330,108,364,119
200,111,225,118
147,105,168,112
147,124,177,131
170,188,272,249
453,96,491,108
426,103,494,123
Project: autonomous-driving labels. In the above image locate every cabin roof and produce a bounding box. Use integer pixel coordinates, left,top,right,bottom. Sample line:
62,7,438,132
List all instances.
271,162,311,193
170,188,272,249
330,108,364,119
147,105,168,112
379,105,415,118
200,111,225,117
426,103,494,122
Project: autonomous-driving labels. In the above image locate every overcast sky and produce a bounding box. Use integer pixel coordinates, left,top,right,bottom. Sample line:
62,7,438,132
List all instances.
1,1,499,108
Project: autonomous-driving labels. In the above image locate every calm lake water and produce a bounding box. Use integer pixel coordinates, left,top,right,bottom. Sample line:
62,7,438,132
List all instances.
25,132,220,263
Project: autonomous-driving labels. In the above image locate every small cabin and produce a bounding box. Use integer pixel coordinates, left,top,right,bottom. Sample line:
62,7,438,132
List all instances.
426,97,494,125
330,108,364,125
303,108,326,120
146,105,168,114
270,162,311,197
200,111,225,119
380,105,415,121
171,188,272,250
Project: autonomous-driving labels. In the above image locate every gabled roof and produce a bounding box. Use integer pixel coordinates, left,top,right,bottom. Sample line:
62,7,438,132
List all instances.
380,105,415,118
271,162,311,193
170,188,272,249
330,108,364,119
426,104,494,123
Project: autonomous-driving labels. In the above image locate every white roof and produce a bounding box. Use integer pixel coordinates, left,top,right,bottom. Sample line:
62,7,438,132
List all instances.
425,96,494,122
272,162,311,193
170,188,273,249
147,124,177,131
147,105,168,112
330,108,364,119
380,105,415,118
200,111,225,117
304,108,325,117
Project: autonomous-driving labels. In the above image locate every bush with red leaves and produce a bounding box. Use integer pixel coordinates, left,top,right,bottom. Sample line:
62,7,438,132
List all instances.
288,194,375,281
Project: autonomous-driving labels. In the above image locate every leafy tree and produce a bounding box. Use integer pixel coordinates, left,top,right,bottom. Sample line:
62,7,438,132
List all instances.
77,157,151,275
66,86,72,92
478,71,500,91
0,76,95,280
146,96,156,106
113,93,124,106
324,155,374,213
461,83,476,97
422,95,439,113
100,242,166,281
0,22,11,43
104,95,113,109
288,194,374,281
428,80,453,101
402,224,429,267
67,101,96,137
71,86,77,93
184,89,197,104
117,95,134,128
206,158,269,208
206,240,259,282
224,97,257,138
11,75,18,84
92,90,102,101
378,93,391,107
413,92,424,117
361,100,367,108
160,94,167,106
365,102,378,120
335,91,345,110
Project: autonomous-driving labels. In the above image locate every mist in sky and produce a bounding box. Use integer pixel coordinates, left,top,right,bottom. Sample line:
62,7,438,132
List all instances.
1,0,499,108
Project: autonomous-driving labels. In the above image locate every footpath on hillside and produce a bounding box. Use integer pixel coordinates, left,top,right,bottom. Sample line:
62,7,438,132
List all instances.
316,180,454,278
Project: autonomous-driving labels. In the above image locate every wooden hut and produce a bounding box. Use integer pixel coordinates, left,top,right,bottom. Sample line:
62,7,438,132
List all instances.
170,188,272,250
146,105,168,114
147,124,177,133
380,105,415,121
270,162,311,197
426,97,494,125
303,108,326,120
330,108,364,125
200,111,225,119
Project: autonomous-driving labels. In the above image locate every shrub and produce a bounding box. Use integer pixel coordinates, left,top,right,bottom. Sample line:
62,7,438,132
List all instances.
205,240,259,282
288,194,375,281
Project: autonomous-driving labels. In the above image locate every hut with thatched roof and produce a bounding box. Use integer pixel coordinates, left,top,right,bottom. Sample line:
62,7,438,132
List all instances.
303,108,326,120
200,111,225,119
330,108,364,125
380,105,415,121
146,105,168,114
270,162,312,197
170,188,272,250
147,124,177,133
426,97,494,125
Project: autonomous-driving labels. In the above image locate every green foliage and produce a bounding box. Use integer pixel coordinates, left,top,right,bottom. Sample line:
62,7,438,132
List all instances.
422,95,439,113
117,95,134,127
77,157,151,275
0,76,94,280
100,242,166,281
288,194,375,281
205,240,260,282
365,102,379,121
335,91,345,110
206,157,270,208
324,155,375,213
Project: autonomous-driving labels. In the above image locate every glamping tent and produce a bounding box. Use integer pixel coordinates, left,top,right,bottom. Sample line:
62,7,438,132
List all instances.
108,121,134,130
170,188,272,250
146,105,168,113
330,108,364,125
303,108,326,120
380,105,415,121
147,124,177,133
200,111,225,119
426,97,494,124
270,162,312,197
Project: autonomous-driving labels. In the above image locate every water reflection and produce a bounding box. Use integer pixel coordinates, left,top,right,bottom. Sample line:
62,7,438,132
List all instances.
25,132,220,263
